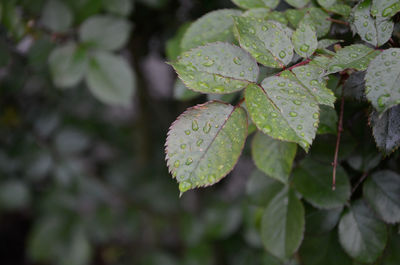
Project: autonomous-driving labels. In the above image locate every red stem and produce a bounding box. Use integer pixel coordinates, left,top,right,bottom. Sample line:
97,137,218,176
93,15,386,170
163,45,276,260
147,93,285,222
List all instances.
332,86,345,191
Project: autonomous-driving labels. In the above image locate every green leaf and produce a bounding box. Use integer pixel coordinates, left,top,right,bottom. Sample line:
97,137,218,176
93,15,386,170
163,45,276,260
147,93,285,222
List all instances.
41,0,73,32
302,8,331,38
233,16,294,68
171,42,259,94
305,205,342,235
343,71,367,101
371,0,400,19
363,170,400,223
317,0,336,8
326,44,380,74
292,65,336,107
246,170,284,206
102,0,133,16
285,0,310,8
299,231,352,265
292,158,351,209
317,105,338,134
352,0,394,47
261,187,305,259
166,22,190,61
327,4,351,18
338,200,388,263
292,22,318,58
245,80,319,151
365,48,400,113
181,9,242,51
380,231,400,265
48,42,88,88
173,79,199,101
243,8,271,19
86,51,135,106
232,0,279,9
79,15,131,51
285,9,307,28
370,106,400,155
165,101,248,195
265,11,290,25
251,132,297,183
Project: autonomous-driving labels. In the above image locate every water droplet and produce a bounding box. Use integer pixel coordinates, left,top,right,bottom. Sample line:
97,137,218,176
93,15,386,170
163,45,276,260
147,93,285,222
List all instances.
203,122,211,133
313,122,318,128
233,57,241,65
300,44,309,52
180,144,186,149
384,61,391,66
297,125,303,130
391,51,397,56
196,139,203,146
185,130,191,135
382,7,393,17
192,120,199,131
202,60,214,67
310,80,318,86
248,27,255,34
208,175,216,183
240,71,245,77
289,111,298,117
293,100,301,105
198,81,209,89
377,94,390,108
263,125,272,133
350,53,358,58
313,113,319,119
278,82,286,87
329,65,342,72
271,112,278,118
363,21,368,27
179,181,192,193
186,158,193,165
279,51,286,58
262,25,268,31
174,160,180,168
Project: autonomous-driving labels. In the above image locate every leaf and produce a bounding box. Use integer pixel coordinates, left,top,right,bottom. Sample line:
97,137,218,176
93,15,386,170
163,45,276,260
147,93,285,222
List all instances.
41,0,73,32
327,4,352,18
305,205,342,235
292,22,318,58
181,9,242,51
285,9,307,28
365,48,400,113
173,79,199,101
166,22,190,61
246,170,284,206
251,132,297,183
165,101,247,195
232,0,279,9
299,231,352,265
261,186,305,259
233,16,294,68
317,0,336,8
86,51,135,106
291,65,336,107
338,200,388,263
352,0,394,47
171,42,259,94
326,44,380,74
285,0,310,8
302,8,331,38
363,170,400,223
370,106,400,155
102,0,133,16
243,8,271,19
48,42,88,88
79,15,131,51
380,231,400,265
245,80,319,151
292,158,351,209
371,0,400,19
342,71,367,101
317,105,338,134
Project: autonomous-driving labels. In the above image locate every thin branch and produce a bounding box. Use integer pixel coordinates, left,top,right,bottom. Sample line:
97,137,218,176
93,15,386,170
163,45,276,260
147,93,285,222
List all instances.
351,172,369,194
276,58,312,76
332,86,345,191
327,17,350,26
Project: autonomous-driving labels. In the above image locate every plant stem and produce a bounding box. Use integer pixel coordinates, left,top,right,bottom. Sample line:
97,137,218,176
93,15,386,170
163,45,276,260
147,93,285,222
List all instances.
276,58,311,76
332,86,345,191
327,17,350,26
351,172,369,194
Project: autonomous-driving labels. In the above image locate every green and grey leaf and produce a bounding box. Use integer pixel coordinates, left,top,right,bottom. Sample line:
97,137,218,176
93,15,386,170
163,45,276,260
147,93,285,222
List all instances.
302,8,331,38
365,48,400,113
292,22,318,58
363,170,400,223
79,15,131,51
261,186,305,259
171,42,259,94
48,42,88,88
317,105,338,134
338,200,388,263
285,0,310,8
41,0,73,32
181,9,242,51
245,79,320,151
232,0,280,9
326,44,380,74
233,16,294,68
371,0,400,19
246,170,285,206
251,132,297,183
165,101,248,195
86,52,135,106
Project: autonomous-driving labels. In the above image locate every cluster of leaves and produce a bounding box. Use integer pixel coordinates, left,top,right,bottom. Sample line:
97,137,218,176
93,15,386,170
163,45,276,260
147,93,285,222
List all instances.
166,0,400,263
